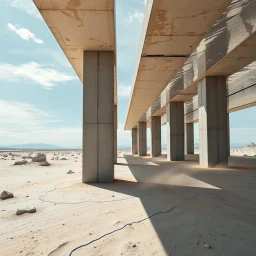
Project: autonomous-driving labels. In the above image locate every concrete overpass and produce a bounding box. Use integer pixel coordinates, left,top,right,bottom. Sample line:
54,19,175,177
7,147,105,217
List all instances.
33,0,117,182
126,0,256,167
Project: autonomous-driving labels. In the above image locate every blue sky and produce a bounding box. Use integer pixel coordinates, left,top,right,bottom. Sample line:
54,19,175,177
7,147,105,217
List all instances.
0,0,255,148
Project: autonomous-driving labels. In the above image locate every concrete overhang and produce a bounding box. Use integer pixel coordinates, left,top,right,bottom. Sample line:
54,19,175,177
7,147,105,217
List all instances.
134,0,256,128
33,0,117,105
124,0,230,130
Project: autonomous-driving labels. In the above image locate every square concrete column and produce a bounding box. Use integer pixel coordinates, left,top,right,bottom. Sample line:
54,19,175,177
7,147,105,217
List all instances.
131,128,138,154
150,116,161,157
137,121,147,156
185,123,194,155
83,51,114,183
166,102,185,161
114,105,117,163
198,76,229,167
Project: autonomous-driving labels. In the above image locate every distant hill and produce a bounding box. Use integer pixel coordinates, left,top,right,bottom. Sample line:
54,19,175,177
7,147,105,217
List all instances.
0,143,63,150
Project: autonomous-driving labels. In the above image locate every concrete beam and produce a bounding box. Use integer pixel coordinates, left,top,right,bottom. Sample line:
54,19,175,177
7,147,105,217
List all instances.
132,128,138,155
83,51,114,183
198,77,229,167
150,116,161,157
137,121,147,156
166,102,184,161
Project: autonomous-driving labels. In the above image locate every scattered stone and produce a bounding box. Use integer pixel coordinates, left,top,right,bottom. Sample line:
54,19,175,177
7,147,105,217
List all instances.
132,244,137,248
203,243,211,249
11,158,15,160
1,191,14,200
67,170,74,174
194,241,199,245
32,153,46,163
40,161,51,167
16,207,36,215
14,160,27,165
60,158,68,160
22,156,32,159
3,154,8,158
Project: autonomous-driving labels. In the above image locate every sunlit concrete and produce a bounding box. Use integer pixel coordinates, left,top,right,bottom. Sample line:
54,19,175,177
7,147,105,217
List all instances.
83,51,114,182
125,0,230,130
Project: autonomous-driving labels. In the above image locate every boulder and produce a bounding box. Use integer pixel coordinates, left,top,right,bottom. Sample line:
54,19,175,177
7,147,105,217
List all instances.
14,160,28,165
1,191,14,200
40,161,50,166
16,207,36,215
32,153,46,162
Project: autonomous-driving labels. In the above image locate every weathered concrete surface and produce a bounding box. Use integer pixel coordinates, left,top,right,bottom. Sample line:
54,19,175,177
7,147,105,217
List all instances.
83,51,114,183
33,0,117,105
198,77,229,167
166,102,184,161
125,0,229,130
132,128,138,155
137,122,147,156
114,105,117,163
132,1,256,128
150,116,161,157
185,123,194,155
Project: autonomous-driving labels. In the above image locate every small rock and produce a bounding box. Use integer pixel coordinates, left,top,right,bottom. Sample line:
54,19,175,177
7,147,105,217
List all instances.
16,207,36,215
132,244,137,248
32,153,46,163
3,154,8,158
61,158,68,160
203,243,211,249
14,160,27,165
67,170,74,174
194,241,199,245
40,161,50,166
1,191,14,200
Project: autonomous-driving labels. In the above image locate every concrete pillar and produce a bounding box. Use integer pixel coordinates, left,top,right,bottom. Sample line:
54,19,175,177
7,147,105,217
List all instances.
83,51,114,183
185,123,194,155
198,76,229,167
166,102,184,161
132,128,138,154
150,116,161,157
114,105,117,163
137,121,147,156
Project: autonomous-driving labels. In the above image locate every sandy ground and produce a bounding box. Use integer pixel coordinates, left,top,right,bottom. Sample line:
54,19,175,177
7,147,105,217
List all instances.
1,149,256,256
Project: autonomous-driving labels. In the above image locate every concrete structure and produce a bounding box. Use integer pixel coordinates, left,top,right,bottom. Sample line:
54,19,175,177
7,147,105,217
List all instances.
198,77,229,167
126,0,256,169
131,128,138,155
114,105,117,164
150,116,161,157
166,103,184,161
34,0,117,182
185,123,194,155
137,122,147,156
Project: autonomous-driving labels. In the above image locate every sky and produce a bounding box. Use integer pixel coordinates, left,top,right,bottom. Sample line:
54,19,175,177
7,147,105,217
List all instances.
0,0,255,148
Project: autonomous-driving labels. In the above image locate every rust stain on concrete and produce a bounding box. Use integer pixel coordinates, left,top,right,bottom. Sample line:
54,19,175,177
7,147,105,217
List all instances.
60,10,84,27
66,0,81,9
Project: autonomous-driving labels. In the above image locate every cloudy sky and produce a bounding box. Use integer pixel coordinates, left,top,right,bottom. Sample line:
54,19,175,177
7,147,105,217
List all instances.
0,0,255,148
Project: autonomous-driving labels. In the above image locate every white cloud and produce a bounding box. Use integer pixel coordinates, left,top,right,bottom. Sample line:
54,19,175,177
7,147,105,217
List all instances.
0,62,77,88
9,0,41,18
0,100,81,147
7,23,44,44
125,11,144,24
118,85,132,97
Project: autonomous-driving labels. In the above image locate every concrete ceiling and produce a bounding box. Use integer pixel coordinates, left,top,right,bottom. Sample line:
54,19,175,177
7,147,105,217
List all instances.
33,0,117,104
125,0,230,130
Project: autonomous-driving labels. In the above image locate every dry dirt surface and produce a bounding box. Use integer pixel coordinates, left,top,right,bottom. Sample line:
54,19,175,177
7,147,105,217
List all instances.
1,150,256,256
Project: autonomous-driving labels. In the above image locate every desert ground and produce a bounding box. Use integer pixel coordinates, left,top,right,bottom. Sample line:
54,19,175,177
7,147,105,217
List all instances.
1,147,256,256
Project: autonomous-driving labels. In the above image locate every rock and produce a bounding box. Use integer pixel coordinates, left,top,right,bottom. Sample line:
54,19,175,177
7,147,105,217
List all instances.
3,154,8,158
16,207,36,215
67,170,74,174
22,156,32,159
1,191,14,200
132,244,137,248
14,160,27,165
60,158,68,160
40,161,50,166
203,243,211,249
32,153,46,163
